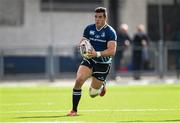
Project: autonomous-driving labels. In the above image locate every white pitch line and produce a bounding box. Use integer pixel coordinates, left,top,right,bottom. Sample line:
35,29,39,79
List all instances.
1,102,54,106
1,120,178,123
1,108,180,114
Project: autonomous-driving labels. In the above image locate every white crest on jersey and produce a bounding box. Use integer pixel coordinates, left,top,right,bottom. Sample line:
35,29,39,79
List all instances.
90,30,95,35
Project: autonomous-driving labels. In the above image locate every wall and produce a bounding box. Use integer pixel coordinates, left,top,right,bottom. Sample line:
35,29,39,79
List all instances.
0,0,93,56
119,0,147,37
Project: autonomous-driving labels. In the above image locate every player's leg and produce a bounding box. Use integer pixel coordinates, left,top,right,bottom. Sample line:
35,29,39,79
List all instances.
68,63,92,116
74,65,92,90
89,77,104,98
89,63,110,98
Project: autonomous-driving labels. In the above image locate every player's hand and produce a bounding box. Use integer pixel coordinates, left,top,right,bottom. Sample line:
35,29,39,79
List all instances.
86,49,97,58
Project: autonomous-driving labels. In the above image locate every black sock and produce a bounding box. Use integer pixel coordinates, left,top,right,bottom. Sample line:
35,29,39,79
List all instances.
72,89,82,112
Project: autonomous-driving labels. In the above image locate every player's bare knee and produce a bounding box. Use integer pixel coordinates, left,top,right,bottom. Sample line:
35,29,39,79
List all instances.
74,76,85,88
76,76,84,84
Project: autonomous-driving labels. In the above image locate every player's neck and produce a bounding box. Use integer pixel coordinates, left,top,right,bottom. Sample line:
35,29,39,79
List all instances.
96,23,107,31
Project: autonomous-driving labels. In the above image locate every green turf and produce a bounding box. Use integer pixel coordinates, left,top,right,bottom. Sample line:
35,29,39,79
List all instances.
0,84,180,122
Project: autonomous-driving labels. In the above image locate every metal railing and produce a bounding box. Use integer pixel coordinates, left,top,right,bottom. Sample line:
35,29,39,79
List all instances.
114,41,180,78
0,41,180,81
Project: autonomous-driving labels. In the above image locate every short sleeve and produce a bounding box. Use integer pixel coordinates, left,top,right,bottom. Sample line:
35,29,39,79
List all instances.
107,28,117,41
83,26,89,39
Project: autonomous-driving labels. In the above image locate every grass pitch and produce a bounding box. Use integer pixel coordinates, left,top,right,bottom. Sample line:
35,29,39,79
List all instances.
0,83,180,122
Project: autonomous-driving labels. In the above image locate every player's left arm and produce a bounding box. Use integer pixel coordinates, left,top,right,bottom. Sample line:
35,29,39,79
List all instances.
88,40,117,58
98,41,116,57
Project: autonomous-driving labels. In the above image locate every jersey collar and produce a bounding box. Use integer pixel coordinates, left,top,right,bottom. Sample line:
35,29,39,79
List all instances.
96,23,108,31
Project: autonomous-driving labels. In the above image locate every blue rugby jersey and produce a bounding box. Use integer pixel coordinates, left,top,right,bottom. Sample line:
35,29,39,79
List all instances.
83,24,117,64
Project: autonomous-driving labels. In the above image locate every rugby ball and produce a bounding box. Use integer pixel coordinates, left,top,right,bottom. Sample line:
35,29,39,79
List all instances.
79,39,93,59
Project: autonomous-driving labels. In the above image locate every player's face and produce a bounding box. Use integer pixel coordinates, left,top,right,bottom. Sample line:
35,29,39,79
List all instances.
95,12,106,28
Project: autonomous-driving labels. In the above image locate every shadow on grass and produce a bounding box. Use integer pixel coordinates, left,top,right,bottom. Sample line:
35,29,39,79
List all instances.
14,115,80,119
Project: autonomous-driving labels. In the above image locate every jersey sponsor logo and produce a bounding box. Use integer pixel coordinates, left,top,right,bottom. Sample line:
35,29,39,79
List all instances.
90,30,95,35
95,35,100,38
89,38,106,43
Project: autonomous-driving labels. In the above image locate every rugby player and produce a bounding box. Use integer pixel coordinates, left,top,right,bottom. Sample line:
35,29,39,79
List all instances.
67,7,117,116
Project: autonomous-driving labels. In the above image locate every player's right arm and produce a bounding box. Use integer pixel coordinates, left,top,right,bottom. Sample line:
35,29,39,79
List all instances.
82,25,90,41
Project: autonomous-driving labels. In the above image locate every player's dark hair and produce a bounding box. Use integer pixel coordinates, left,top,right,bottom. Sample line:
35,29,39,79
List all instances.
95,7,107,17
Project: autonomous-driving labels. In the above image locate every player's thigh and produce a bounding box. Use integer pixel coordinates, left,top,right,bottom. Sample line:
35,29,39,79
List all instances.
76,65,92,79
74,65,92,87
91,77,104,89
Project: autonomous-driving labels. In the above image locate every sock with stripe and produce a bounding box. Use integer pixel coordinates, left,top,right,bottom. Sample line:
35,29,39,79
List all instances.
72,89,82,112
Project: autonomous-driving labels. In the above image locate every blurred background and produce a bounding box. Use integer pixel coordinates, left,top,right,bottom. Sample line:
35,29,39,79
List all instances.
0,0,180,82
